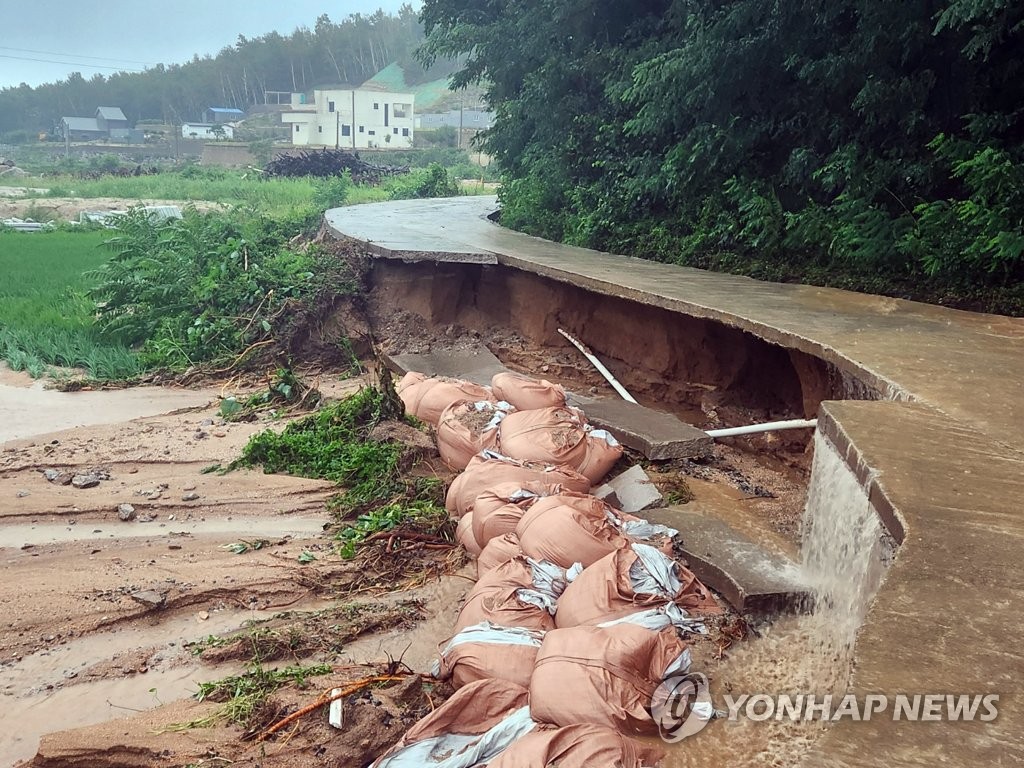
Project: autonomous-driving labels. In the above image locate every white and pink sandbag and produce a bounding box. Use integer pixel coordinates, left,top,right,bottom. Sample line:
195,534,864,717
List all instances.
528,614,693,734
497,406,622,484
455,554,577,633
555,542,720,628
445,451,591,518
372,678,536,768
397,372,494,426
435,621,545,689
437,400,515,470
476,533,524,577
514,492,633,568
486,723,665,768
471,482,558,549
490,372,566,411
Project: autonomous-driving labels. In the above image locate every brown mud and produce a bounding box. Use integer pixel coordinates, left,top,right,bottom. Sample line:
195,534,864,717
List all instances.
4,245,827,767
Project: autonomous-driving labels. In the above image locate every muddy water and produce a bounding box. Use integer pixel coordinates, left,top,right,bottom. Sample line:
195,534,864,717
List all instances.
659,431,888,767
0,374,215,444
0,516,327,550
0,599,332,766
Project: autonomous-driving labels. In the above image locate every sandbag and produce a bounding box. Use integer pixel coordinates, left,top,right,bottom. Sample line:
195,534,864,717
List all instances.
529,622,691,734
477,533,523,577
472,482,558,547
437,400,514,470
456,511,484,557
486,723,666,768
397,372,493,426
435,621,544,689
372,679,535,768
515,492,632,568
445,451,591,518
576,428,624,485
555,543,720,628
498,407,623,483
497,406,589,468
455,555,577,633
491,372,566,411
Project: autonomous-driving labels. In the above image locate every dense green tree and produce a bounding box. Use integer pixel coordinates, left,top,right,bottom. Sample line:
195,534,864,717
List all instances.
421,0,1024,311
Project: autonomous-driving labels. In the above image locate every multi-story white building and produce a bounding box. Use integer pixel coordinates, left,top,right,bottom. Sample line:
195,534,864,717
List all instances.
282,90,414,149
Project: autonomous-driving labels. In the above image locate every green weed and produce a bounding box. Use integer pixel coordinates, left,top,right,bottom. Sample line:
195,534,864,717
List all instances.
175,660,331,730
231,383,450,558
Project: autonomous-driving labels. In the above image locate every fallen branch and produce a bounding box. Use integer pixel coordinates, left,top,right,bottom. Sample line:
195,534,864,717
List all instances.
254,674,407,742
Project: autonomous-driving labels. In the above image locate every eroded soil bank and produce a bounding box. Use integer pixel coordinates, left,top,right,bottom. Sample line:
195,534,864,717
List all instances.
1,248,843,767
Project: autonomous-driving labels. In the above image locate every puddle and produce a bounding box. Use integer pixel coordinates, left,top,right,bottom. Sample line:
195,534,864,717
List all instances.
683,477,800,559
0,515,327,550
0,379,215,444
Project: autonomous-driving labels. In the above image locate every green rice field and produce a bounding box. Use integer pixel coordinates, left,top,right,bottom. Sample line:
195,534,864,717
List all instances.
0,228,143,379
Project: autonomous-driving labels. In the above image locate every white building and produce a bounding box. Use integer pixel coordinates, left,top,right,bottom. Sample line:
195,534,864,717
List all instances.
281,90,414,149
181,122,234,140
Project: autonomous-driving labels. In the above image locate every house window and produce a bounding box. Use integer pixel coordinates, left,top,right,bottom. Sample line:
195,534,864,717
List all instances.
328,101,335,113
402,128,409,137
368,130,375,135
373,102,379,110
294,125,300,133
359,126,364,133
393,127,398,134
341,125,351,137
318,126,323,133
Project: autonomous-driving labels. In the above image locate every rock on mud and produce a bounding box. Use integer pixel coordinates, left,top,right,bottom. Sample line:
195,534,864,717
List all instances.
71,473,101,489
128,590,166,609
117,503,136,521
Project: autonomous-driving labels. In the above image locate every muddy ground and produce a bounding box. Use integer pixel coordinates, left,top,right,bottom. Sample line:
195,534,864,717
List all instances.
0,301,817,767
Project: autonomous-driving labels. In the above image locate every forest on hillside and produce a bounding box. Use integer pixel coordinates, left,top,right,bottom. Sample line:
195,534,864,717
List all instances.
422,0,1024,313
0,4,452,134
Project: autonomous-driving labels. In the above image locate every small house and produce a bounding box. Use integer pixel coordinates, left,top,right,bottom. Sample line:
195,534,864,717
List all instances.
181,123,234,140
204,107,245,124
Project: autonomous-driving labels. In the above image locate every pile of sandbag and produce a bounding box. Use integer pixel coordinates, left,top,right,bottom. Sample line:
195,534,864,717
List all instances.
400,371,623,477
373,370,723,767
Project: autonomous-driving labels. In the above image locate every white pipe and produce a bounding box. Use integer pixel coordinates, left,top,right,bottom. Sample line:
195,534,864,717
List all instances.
706,419,818,438
557,328,638,404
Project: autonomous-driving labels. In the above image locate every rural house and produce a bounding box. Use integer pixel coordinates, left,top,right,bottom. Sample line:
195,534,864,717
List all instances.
181,122,235,140
281,89,414,149
59,106,135,141
205,107,245,123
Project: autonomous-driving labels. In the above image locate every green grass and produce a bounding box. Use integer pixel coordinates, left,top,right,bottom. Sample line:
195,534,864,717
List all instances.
0,228,143,379
36,172,319,214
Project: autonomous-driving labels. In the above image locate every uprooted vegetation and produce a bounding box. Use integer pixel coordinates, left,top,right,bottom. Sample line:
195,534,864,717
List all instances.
231,381,457,562
88,206,359,372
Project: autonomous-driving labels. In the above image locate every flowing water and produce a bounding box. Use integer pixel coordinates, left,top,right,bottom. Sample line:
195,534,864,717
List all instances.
660,431,889,766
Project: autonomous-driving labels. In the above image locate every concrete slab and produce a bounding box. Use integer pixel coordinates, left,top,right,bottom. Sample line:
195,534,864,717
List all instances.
643,506,808,613
382,347,511,387
582,398,713,460
594,464,664,513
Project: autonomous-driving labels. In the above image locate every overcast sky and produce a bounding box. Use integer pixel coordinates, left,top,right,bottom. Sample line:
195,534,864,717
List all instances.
0,0,417,89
